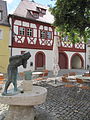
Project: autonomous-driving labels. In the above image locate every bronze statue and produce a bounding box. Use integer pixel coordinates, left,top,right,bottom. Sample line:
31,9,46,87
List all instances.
2,52,31,95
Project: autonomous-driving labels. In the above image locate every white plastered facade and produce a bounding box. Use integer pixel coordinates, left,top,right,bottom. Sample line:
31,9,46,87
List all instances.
11,48,85,72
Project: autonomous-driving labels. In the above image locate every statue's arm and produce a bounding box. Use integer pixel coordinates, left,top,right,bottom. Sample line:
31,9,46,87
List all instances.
9,52,31,66
9,55,23,66
22,52,31,60
9,55,23,62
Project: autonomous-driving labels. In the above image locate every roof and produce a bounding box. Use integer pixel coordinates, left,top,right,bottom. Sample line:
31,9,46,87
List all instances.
0,0,9,26
13,0,54,24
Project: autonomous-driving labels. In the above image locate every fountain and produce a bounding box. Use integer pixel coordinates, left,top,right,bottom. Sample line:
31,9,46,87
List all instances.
0,52,47,120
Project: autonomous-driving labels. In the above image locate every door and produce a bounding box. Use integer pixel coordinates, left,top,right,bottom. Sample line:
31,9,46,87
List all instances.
59,52,68,69
37,53,44,67
35,52,45,70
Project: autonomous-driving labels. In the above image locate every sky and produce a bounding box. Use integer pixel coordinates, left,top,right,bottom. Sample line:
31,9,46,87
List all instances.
5,0,56,14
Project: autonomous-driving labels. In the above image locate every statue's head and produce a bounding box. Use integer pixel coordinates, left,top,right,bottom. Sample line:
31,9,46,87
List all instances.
22,52,31,68
23,52,31,60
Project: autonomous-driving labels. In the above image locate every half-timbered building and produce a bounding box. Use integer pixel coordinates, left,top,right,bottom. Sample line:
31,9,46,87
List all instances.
8,0,86,72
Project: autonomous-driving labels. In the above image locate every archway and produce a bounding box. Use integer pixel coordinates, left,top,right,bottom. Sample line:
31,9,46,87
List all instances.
59,52,68,69
35,51,45,70
71,53,84,69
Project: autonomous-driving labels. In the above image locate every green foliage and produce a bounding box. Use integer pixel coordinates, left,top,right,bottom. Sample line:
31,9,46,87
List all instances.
50,0,90,43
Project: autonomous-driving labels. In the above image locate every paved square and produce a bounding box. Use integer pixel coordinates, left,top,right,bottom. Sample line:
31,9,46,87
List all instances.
35,80,90,120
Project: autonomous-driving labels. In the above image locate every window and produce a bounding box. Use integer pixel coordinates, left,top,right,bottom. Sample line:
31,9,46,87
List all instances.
27,28,33,37
36,7,46,14
40,31,52,39
40,31,46,39
33,12,39,18
0,11,2,20
21,51,25,54
63,36,68,41
41,9,46,14
18,27,33,37
0,29,3,40
19,27,25,35
47,31,52,39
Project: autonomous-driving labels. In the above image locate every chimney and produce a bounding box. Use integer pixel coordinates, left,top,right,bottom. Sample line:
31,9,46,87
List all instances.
31,0,35,2
21,0,29,1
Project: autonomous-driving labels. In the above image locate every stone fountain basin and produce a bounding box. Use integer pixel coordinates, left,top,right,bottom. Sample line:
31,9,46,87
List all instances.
0,86,47,106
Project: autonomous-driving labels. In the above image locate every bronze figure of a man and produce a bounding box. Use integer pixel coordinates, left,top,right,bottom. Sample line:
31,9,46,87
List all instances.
2,52,31,95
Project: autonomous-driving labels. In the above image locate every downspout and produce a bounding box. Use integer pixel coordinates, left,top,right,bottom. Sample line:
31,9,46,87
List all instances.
8,15,13,56
8,15,14,57
11,16,14,56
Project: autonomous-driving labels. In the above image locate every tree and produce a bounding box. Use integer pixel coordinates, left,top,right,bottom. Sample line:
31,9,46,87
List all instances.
50,0,90,43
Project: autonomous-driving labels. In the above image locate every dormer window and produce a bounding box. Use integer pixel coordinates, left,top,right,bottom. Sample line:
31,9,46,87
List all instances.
36,7,46,14
28,9,39,18
41,9,46,14
33,12,39,18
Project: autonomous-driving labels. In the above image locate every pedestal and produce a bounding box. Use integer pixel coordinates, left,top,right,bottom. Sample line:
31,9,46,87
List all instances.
0,86,47,120
5,105,34,120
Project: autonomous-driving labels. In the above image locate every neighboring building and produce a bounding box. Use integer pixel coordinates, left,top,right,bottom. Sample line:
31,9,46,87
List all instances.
0,0,10,73
8,0,86,72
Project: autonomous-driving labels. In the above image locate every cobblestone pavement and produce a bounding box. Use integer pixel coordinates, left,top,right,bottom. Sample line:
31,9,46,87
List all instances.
35,81,90,120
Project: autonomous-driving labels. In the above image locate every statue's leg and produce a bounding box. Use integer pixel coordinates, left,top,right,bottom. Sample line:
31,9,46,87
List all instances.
2,65,12,94
2,80,12,95
12,69,18,92
13,79,18,91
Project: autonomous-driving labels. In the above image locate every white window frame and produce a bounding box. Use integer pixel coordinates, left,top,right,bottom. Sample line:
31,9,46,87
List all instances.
19,27,25,36
40,30,52,39
47,31,52,39
0,29,3,40
27,28,33,37
40,31,46,39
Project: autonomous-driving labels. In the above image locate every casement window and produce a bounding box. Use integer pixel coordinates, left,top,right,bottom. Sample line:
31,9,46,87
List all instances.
0,29,3,40
28,10,39,18
0,11,2,20
18,27,33,37
33,12,39,18
47,31,52,39
41,31,46,39
27,28,33,37
40,30,52,39
19,27,25,35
